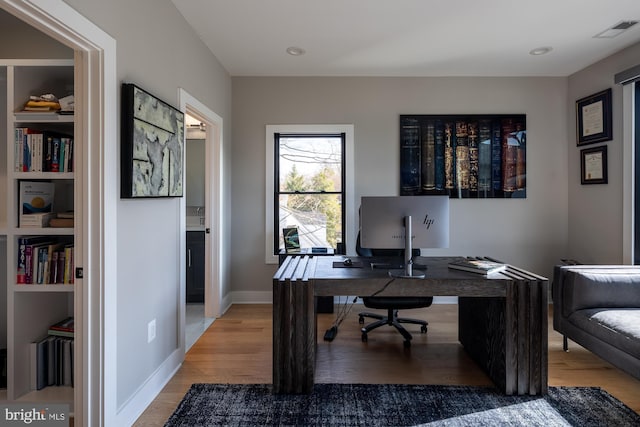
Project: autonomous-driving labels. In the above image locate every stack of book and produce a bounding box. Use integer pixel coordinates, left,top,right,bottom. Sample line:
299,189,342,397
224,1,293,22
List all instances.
30,317,74,390
16,236,74,285
447,258,507,275
14,128,74,173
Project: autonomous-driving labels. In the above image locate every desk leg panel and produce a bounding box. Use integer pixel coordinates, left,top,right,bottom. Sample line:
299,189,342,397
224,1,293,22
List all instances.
528,280,548,395
517,281,530,395
273,278,316,394
459,297,507,392
459,281,548,396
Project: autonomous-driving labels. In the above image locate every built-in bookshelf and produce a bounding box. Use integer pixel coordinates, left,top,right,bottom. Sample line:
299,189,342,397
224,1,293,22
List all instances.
1,60,75,409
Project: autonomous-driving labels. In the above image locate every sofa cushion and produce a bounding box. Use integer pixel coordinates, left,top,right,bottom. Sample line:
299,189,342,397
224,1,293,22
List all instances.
562,269,640,317
568,308,640,359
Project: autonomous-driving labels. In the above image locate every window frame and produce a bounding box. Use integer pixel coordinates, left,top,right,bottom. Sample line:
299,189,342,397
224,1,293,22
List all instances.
265,124,355,264
274,132,346,254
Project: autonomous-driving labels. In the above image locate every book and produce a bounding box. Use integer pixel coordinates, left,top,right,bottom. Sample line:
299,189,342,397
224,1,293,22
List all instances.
49,217,74,228
444,122,455,190
400,117,421,195
29,337,49,390
448,258,507,275
19,181,55,216
477,120,492,197
49,317,74,334
467,121,479,193
421,121,435,191
455,121,470,193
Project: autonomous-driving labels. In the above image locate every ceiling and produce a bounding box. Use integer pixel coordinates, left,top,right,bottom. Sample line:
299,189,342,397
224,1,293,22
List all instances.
172,0,640,77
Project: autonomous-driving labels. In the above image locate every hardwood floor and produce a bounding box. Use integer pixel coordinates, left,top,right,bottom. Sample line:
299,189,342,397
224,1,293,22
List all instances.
133,303,640,426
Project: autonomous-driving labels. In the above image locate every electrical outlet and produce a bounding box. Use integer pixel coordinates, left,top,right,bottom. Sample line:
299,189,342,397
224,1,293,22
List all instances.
148,319,156,343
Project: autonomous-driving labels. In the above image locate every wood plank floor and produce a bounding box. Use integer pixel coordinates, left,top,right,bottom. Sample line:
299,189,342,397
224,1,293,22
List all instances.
133,303,640,426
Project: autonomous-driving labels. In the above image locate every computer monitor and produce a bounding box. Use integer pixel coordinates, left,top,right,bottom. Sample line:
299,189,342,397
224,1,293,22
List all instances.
360,195,450,278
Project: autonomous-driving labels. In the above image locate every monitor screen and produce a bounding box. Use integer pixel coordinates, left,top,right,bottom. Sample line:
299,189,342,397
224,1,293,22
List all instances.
360,195,450,250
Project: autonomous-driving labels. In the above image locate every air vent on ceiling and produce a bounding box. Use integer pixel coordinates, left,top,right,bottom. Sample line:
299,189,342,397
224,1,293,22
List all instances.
594,20,638,38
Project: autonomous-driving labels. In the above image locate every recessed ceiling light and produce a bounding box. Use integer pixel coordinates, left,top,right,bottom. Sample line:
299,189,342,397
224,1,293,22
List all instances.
529,47,553,56
286,46,306,56
594,20,638,38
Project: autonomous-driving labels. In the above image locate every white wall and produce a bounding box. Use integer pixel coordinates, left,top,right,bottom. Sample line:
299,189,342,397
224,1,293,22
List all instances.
63,0,233,413
567,42,640,264
232,76,570,295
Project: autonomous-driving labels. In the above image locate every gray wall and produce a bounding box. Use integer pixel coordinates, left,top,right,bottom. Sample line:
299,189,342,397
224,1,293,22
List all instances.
0,9,72,58
63,0,233,410
567,42,640,263
232,76,570,294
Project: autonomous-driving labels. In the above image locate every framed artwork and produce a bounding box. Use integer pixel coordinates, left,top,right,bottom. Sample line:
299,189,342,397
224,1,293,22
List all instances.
283,227,301,252
581,145,608,185
121,83,185,198
576,88,612,146
399,114,526,199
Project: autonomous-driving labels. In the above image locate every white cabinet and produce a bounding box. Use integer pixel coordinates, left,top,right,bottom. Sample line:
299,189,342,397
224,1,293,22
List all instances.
1,60,77,409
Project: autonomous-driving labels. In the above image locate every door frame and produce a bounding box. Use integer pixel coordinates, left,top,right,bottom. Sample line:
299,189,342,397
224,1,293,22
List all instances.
0,1,116,425
179,89,223,330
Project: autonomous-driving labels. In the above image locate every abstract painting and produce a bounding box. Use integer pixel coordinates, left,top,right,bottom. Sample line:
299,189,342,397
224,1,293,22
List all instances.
121,83,185,198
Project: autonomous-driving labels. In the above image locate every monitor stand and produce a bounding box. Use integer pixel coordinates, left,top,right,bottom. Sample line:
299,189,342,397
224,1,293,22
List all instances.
388,215,425,279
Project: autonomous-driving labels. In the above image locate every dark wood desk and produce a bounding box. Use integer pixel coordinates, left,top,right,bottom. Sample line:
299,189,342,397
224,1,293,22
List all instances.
273,255,548,395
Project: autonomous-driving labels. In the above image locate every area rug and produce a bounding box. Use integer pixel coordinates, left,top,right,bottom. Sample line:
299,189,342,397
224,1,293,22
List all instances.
164,383,640,426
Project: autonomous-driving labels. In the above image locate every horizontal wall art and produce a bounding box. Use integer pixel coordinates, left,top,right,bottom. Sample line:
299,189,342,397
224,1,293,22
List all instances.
121,83,185,198
400,114,526,199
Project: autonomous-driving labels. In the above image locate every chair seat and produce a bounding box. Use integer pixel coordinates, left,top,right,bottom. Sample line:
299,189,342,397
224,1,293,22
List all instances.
361,296,433,310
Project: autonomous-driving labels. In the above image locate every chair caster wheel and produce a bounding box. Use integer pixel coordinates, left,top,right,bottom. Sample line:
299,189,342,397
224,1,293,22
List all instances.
403,340,411,348
359,316,364,324
361,332,368,342
420,325,428,334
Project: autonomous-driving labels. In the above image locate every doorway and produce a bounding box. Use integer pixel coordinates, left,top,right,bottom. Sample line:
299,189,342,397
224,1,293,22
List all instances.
184,113,213,349
179,89,224,353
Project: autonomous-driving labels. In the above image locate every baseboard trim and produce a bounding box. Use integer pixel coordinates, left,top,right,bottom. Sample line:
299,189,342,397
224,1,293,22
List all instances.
115,348,182,426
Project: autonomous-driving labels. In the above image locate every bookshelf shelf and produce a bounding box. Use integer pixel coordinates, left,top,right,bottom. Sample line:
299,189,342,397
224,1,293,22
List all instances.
11,172,74,180
13,113,74,123
14,227,73,235
2,60,76,406
17,385,74,412
13,284,74,293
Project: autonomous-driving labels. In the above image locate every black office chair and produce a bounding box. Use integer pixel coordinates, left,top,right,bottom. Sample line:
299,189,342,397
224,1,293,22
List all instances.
356,233,432,348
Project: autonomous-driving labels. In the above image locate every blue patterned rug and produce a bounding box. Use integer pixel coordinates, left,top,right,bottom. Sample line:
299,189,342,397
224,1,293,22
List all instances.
165,383,640,426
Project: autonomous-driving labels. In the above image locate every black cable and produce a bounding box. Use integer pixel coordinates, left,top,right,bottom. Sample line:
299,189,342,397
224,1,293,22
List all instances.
324,277,396,341
371,277,396,297
324,295,358,341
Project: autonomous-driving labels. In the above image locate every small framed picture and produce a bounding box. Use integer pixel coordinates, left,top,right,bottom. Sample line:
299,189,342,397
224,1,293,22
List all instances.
581,145,608,185
576,88,612,146
283,227,300,252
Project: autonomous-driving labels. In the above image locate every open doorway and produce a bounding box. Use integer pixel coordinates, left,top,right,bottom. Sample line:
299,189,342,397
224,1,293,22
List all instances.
184,113,213,349
179,89,224,353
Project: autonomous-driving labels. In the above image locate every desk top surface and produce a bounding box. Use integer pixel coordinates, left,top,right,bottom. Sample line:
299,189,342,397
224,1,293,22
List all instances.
314,256,544,280
275,255,547,298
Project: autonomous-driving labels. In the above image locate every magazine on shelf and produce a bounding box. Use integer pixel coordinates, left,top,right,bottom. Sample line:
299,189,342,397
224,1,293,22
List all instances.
447,258,507,275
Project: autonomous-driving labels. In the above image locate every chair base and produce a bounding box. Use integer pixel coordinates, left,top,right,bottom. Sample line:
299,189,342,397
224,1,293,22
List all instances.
359,308,428,348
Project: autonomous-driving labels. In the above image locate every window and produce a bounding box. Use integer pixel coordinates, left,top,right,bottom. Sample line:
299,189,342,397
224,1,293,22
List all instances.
275,133,344,253
265,125,354,263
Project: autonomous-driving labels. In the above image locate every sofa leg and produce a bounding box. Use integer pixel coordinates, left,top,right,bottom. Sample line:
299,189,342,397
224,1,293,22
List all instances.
563,335,569,352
